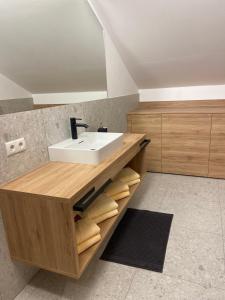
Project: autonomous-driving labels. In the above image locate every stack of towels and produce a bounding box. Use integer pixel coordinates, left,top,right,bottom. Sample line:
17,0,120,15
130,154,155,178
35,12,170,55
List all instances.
84,194,119,223
74,194,118,254
115,167,141,187
76,218,101,254
103,167,141,201
104,181,130,201
74,168,140,254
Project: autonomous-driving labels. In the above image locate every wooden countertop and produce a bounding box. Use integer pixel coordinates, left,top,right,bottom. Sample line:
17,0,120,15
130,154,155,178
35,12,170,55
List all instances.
0,133,145,200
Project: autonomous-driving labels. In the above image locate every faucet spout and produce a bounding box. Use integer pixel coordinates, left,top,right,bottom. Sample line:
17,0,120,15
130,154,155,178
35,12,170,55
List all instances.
76,123,89,129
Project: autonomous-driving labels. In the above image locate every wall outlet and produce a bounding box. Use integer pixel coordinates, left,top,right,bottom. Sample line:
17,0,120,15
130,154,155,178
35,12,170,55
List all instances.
5,138,26,157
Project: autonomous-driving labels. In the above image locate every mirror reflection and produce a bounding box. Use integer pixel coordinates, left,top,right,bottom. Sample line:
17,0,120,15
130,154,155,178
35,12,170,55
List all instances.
0,0,107,115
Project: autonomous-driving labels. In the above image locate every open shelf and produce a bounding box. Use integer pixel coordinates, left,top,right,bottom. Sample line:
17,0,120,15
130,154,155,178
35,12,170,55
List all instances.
78,180,142,276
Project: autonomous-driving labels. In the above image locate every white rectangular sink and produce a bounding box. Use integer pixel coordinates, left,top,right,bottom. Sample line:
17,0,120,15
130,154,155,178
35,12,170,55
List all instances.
48,132,124,165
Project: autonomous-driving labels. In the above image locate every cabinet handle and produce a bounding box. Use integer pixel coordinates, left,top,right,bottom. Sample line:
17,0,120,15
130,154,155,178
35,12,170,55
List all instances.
73,179,112,212
139,139,151,149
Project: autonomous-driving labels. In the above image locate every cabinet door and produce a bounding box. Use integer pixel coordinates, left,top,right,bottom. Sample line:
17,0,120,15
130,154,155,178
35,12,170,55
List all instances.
209,114,225,178
129,114,162,172
162,114,211,176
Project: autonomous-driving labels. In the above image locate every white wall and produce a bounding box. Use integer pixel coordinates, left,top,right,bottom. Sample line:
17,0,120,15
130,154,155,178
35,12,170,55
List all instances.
140,85,225,101
34,0,139,103
0,0,107,93
90,0,225,89
33,91,107,104
89,0,138,98
103,32,138,98
0,73,31,100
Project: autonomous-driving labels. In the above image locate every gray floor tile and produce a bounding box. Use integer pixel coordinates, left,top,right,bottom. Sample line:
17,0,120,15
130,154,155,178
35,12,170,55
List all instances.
62,261,136,300
125,269,225,300
164,226,225,290
160,192,219,215
219,197,225,236
158,174,221,197
14,271,66,300
129,173,170,211
160,189,222,234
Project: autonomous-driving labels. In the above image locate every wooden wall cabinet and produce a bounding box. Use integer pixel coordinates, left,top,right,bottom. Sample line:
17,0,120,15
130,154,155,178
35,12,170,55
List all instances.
162,114,211,176
128,100,225,179
127,114,162,172
209,114,225,178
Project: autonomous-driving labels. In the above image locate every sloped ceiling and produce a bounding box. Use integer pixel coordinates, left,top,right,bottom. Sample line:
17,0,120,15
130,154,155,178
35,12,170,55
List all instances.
93,0,225,88
0,0,107,93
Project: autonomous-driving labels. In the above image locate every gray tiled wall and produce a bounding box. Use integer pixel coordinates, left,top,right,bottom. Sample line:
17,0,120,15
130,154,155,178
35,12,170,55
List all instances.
0,94,139,300
0,98,34,115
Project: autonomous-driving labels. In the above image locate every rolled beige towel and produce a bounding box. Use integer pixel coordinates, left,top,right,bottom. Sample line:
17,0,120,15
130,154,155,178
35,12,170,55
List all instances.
84,194,118,220
75,218,100,244
93,209,119,224
104,181,129,197
111,190,130,201
77,234,101,254
115,168,140,183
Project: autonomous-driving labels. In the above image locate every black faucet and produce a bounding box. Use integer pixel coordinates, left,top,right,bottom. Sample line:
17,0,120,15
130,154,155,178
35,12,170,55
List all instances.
70,117,89,139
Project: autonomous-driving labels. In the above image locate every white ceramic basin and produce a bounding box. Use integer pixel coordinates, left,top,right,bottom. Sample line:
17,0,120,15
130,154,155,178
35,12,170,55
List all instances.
48,132,124,164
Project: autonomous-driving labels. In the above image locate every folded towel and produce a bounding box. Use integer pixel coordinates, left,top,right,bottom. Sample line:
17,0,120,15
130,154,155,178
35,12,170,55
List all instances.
77,234,101,254
104,181,129,197
84,194,118,219
76,218,100,244
111,190,130,201
93,209,119,224
127,178,141,187
115,168,140,183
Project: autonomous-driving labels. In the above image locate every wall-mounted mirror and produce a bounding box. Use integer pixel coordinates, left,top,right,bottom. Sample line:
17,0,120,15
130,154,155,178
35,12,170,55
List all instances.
0,0,107,115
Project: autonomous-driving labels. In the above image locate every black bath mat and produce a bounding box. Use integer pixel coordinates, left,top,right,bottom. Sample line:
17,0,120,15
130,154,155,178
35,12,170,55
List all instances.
101,208,173,272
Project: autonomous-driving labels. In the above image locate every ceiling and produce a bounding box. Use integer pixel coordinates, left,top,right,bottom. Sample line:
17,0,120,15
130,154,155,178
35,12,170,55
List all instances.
93,0,225,89
0,0,107,93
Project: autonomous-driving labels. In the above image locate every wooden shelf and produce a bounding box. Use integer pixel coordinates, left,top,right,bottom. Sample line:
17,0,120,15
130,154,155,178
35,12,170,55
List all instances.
78,181,141,276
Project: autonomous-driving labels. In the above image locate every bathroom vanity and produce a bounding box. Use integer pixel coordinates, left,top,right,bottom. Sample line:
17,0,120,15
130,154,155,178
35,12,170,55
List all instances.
0,133,148,279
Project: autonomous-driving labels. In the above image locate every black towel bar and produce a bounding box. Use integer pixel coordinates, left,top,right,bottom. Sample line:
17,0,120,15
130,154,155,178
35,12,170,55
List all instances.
73,179,112,212
139,139,151,149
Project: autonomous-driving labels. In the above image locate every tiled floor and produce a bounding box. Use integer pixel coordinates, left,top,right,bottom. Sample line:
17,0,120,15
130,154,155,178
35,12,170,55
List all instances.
15,173,225,300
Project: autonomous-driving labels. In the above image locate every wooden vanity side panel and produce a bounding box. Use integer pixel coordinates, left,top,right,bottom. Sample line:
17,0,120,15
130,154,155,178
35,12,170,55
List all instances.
162,114,211,176
1,191,79,278
128,143,150,175
209,114,225,179
128,114,162,172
